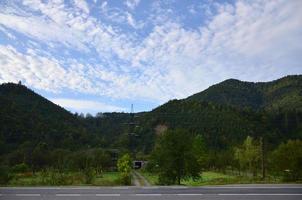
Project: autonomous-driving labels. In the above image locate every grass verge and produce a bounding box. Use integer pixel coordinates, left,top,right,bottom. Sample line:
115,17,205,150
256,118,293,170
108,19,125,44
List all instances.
141,171,285,186
7,171,122,186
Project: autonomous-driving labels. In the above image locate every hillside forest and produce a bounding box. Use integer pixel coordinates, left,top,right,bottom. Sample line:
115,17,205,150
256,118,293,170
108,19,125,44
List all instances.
0,75,301,185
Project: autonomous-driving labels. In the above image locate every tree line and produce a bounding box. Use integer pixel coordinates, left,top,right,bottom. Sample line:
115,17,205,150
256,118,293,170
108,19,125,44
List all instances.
146,129,302,185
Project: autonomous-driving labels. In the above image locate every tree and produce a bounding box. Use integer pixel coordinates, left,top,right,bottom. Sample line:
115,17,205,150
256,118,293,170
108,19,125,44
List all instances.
70,151,94,171
92,149,111,174
50,149,70,172
151,129,203,185
192,135,208,171
0,166,12,184
271,140,302,181
32,142,50,172
234,136,261,177
117,154,132,185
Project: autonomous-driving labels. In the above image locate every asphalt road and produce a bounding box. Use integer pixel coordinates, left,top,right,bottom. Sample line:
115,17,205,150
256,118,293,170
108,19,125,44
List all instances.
1,184,302,200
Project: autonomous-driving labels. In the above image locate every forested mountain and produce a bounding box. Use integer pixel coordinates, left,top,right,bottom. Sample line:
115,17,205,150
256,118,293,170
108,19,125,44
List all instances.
186,75,302,111
0,75,301,161
135,75,302,154
0,83,95,154
139,96,301,153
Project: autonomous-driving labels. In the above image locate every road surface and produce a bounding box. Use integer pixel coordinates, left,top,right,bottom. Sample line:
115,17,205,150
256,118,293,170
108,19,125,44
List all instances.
1,184,302,200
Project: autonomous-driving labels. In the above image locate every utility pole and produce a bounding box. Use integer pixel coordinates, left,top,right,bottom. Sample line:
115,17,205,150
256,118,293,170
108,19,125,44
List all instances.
128,104,138,157
130,104,134,132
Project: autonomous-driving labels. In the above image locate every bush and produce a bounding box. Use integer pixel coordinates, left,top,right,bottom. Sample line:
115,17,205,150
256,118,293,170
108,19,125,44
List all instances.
40,169,72,185
11,163,29,173
271,140,302,181
49,171,71,185
83,167,95,184
118,173,131,185
0,165,12,184
117,154,132,185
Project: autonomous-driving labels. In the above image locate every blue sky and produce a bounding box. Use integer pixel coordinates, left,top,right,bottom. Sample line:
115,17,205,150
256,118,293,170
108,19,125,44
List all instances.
0,0,301,114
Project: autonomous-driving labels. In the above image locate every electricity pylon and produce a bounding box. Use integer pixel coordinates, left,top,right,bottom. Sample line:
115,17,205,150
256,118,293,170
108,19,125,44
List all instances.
127,104,138,157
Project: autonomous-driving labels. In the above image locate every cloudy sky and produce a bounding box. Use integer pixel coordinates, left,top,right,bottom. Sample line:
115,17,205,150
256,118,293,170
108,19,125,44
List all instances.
0,0,301,114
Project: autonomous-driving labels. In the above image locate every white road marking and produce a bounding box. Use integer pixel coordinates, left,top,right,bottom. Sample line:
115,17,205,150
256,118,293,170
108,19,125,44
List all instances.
16,194,41,196
2,185,302,190
134,194,162,196
177,194,203,196
96,194,121,196
56,194,81,196
170,186,188,189
205,186,302,189
219,193,302,196
142,186,160,189
112,187,129,189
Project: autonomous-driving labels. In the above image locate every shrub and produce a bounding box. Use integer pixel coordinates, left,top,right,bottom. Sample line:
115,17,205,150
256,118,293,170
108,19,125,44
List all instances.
40,169,72,185
0,165,12,184
117,154,132,185
83,167,95,184
271,140,302,181
11,163,29,173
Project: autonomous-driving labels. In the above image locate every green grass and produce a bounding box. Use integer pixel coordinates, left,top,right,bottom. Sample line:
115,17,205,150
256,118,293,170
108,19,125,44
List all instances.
140,171,159,185
7,171,122,186
6,170,287,186
140,171,284,186
141,171,237,186
93,172,121,186
182,171,239,186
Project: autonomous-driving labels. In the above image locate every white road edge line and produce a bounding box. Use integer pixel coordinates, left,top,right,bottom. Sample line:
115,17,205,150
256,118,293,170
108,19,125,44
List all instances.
142,187,160,189
15,194,41,196
205,186,302,189
170,186,188,189
96,194,121,196
112,187,129,189
56,194,81,196
134,194,162,196
219,194,302,196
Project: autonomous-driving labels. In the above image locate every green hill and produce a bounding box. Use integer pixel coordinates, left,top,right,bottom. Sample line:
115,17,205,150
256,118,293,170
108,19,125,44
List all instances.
134,75,302,153
0,75,301,157
186,75,302,111
0,83,94,154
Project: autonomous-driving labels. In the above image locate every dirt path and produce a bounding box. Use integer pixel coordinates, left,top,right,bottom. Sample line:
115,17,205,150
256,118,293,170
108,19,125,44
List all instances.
131,171,151,186
131,172,140,186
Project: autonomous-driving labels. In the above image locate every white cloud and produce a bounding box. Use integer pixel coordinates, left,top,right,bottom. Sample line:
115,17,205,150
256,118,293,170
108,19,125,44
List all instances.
100,1,107,12
0,0,301,106
50,98,125,113
188,5,197,14
73,0,90,14
126,12,144,29
0,45,97,93
0,12,89,51
125,0,140,10
129,0,302,98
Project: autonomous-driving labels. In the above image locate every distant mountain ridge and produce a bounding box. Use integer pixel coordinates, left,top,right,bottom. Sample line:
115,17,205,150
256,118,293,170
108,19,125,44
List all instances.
186,75,302,111
0,75,301,156
141,75,302,150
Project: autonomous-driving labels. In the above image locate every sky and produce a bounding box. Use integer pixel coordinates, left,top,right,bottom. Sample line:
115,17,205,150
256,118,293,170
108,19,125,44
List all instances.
0,0,301,115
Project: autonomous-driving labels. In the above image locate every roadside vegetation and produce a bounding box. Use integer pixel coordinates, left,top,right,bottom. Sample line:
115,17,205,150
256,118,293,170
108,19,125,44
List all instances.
141,170,288,186
0,151,132,186
143,129,302,185
5,171,122,186
0,76,302,186
1,130,301,186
